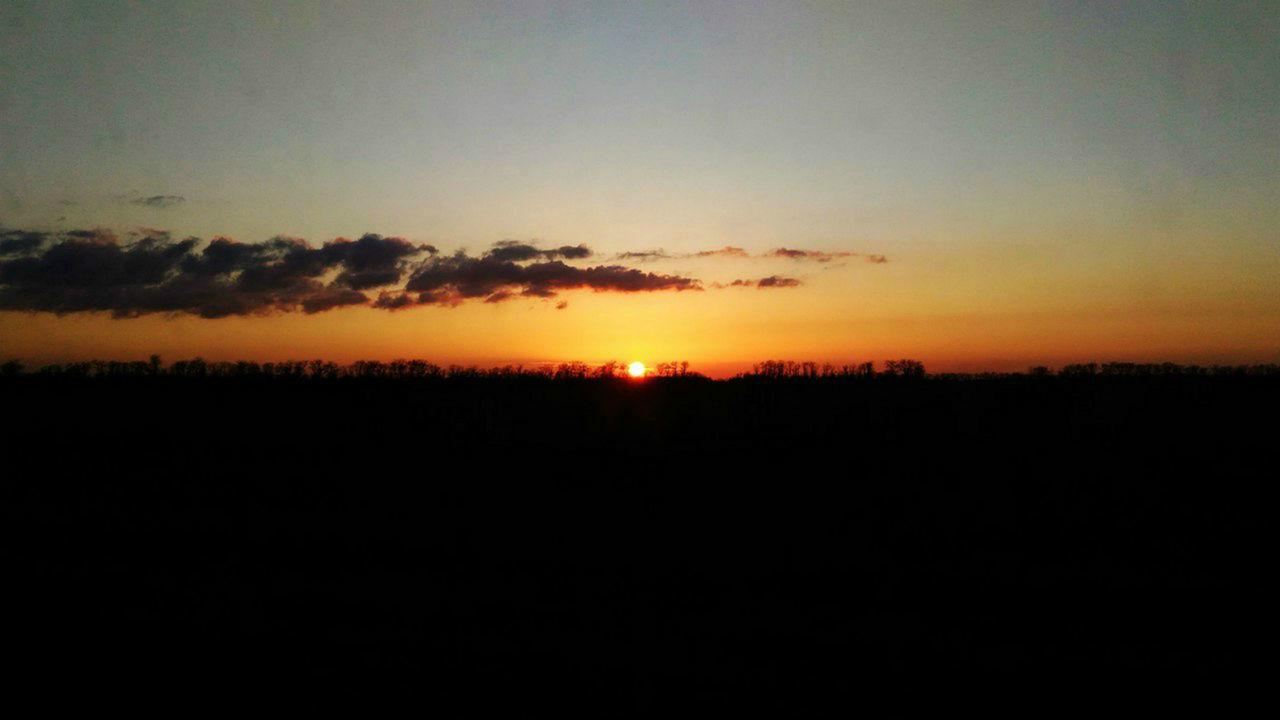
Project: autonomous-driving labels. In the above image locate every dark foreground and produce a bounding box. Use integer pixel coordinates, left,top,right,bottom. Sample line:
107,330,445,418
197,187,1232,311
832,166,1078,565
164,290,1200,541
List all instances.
5,369,1272,696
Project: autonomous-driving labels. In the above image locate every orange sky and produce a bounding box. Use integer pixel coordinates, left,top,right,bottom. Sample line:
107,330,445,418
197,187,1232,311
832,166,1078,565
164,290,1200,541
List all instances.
5,235,1276,377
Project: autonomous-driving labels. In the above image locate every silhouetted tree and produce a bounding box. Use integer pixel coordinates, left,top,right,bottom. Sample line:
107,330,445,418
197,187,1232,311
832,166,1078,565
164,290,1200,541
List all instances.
883,359,925,378
1060,363,1098,377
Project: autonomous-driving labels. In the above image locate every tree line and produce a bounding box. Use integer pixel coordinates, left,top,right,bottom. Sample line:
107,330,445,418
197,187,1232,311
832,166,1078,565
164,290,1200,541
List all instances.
5,355,1278,381
0,356,706,380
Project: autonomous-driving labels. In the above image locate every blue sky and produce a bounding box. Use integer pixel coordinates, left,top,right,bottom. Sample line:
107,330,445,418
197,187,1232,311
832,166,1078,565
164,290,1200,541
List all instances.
3,1,1273,246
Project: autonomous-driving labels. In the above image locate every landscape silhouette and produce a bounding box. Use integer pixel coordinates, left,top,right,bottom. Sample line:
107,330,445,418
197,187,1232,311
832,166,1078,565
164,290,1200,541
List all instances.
6,357,1271,695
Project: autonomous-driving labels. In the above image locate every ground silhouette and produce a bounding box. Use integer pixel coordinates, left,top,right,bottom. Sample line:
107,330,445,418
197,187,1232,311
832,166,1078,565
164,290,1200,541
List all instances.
5,358,1271,697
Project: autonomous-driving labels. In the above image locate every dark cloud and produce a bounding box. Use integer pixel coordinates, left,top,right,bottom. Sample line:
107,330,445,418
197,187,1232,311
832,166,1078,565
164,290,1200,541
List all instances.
300,286,369,314
0,230,703,317
486,240,592,263
131,195,186,208
553,244,591,259
715,276,803,289
0,228,430,318
555,301,568,310
0,230,47,256
404,251,700,305
372,291,415,311
519,285,558,298
321,234,425,290
756,275,802,288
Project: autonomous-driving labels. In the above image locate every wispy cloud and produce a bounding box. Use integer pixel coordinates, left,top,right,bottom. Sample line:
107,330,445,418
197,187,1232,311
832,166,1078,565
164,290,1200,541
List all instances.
693,246,751,258
615,250,672,261
768,248,887,264
130,195,186,209
615,246,888,263
712,275,803,289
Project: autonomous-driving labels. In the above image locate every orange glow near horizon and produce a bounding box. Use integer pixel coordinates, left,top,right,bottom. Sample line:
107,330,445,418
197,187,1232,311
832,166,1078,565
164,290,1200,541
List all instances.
628,361,646,378
3,280,1280,379
2,232,1279,378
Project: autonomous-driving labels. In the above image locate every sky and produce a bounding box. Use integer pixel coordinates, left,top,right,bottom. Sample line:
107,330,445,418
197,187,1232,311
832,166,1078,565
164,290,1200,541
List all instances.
2,1,1277,375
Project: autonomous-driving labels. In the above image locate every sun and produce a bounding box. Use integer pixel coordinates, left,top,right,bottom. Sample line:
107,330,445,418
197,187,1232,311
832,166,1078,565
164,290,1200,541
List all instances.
628,361,646,378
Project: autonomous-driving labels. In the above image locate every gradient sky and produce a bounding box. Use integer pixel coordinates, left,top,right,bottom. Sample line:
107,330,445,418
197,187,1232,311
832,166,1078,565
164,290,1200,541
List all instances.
2,1,1277,375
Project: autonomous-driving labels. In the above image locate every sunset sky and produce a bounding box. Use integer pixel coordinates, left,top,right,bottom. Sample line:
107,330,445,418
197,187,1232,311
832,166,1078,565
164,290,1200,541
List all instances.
2,1,1277,375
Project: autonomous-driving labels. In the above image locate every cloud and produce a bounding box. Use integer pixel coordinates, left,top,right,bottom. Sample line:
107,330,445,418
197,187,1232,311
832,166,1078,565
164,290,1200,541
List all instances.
372,291,416,311
403,251,700,305
769,248,850,262
615,246,887,263
485,240,591,262
0,228,430,318
693,246,751,258
0,229,703,317
756,275,802,288
614,250,672,262
0,230,47,256
611,246,747,261
320,233,430,290
714,276,802,289
770,248,889,264
131,195,186,209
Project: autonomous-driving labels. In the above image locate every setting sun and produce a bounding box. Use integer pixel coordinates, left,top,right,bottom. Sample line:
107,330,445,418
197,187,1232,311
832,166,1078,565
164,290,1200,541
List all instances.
628,361,646,378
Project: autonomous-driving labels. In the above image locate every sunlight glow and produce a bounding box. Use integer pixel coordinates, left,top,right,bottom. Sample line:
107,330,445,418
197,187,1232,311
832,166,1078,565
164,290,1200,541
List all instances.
628,361,646,378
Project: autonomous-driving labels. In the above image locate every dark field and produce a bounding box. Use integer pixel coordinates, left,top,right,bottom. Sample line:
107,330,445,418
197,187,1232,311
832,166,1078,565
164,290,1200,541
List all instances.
5,363,1273,695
